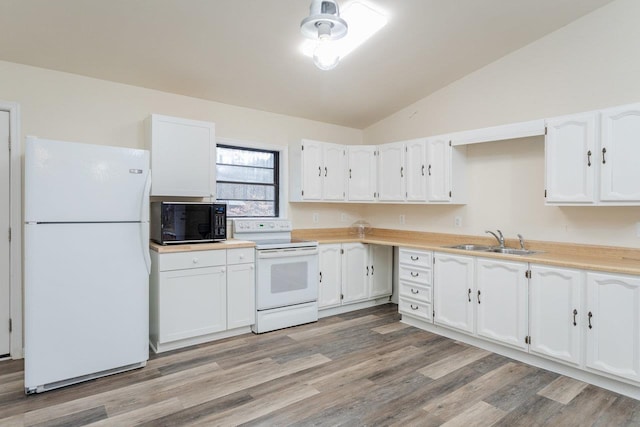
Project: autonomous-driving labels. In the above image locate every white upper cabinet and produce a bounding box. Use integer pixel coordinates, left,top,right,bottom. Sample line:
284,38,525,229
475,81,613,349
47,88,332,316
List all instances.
599,103,640,202
426,136,452,202
545,102,640,205
291,139,346,201
377,141,405,201
405,139,427,201
348,145,377,201
545,112,597,204
146,114,215,197
585,272,640,383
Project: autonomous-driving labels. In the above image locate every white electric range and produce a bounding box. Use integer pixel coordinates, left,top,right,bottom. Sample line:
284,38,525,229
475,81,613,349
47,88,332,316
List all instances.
233,219,319,333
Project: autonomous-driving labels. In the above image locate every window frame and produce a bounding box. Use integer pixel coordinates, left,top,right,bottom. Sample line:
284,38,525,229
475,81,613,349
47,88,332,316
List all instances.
215,137,288,220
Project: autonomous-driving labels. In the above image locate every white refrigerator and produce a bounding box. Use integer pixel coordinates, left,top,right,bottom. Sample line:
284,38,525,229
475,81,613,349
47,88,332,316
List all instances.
24,136,152,394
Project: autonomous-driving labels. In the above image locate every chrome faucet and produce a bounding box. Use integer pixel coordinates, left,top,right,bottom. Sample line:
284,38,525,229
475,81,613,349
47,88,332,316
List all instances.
517,234,526,250
485,229,505,248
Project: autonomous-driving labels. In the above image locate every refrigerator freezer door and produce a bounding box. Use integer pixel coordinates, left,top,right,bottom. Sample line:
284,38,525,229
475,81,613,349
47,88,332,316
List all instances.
24,222,149,391
25,137,150,223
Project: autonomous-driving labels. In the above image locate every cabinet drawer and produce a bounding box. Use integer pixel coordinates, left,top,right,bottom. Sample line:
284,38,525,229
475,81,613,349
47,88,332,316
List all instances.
227,248,255,265
399,248,432,269
158,250,226,271
399,282,432,303
399,297,432,322
399,265,432,285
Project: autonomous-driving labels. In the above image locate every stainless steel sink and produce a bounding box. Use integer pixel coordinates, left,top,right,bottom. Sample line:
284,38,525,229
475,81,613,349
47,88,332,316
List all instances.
488,247,540,256
447,244,492,251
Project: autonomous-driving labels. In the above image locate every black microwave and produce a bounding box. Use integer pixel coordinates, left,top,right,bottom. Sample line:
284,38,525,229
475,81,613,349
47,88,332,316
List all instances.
150,202,227,245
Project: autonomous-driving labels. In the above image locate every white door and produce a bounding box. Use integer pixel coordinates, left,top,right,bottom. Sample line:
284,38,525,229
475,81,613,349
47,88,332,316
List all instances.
475,258,528,351
427,136,452,202
377,142,405,201
0,111,9,357
322,143,346,200
347,145,377,201
342,243,368,303
25,137,150,223
318,244,342,308
529,265,583,366
585,272,640,382
301,140,323,200
545,113,597,204
433,253,475,334
369,245,393,298
405,139,427,201
600,103,640,202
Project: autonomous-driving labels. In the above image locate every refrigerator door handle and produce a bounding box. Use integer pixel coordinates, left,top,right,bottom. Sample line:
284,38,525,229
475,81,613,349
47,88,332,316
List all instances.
141,170,151,222
141,221,151,274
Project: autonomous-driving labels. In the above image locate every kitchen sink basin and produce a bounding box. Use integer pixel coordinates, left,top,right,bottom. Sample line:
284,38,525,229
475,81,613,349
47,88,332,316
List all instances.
448,244,492,251
488,247,540,255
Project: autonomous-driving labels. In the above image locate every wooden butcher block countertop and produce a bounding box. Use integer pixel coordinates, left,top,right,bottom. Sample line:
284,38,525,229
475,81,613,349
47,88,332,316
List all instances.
292,228,640,276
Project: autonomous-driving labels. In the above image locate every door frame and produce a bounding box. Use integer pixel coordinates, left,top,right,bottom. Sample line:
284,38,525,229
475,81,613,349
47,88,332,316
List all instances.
0,101,22,359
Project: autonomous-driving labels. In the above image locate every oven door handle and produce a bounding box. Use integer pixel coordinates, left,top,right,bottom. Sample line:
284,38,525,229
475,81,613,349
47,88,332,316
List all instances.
257,247,319,259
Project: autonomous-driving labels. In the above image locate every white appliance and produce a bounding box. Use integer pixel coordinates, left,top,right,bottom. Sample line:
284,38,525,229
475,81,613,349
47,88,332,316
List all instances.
24,136,151,394
234,220,319,333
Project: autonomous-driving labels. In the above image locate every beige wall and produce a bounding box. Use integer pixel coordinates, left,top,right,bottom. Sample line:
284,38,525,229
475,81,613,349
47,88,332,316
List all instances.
362,0,640,248
0,59,364,228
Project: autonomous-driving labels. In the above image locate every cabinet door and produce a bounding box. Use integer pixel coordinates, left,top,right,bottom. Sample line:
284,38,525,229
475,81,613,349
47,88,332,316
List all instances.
377,142,405,201
342,243,368,303
600,103,640,202
369,245,393,298
319,244,342,308
545,113,597,204
227,263,255,329
529,265,583,366
348,145,377,201
149,115,215,197
158,266,226,342
426,136,452,202
301,140,323,200
405,139,427,201
323,143,346,200
476,258,528,350
586,272,640,382
433,253,474,334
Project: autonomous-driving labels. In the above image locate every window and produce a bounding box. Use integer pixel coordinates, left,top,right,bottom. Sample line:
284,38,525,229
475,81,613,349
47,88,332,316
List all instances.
216,144,279,217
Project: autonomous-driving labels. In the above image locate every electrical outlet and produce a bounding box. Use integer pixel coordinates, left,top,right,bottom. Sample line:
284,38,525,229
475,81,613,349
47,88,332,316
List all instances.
312,213,319,224
399,214,405,225
454,216,462,227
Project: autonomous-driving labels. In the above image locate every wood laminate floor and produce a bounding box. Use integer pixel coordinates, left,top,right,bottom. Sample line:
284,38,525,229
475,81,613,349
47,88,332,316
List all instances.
1,304,639,426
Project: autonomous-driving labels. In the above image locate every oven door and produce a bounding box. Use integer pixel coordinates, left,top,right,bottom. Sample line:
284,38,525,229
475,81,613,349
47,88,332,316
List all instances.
256,246,319,310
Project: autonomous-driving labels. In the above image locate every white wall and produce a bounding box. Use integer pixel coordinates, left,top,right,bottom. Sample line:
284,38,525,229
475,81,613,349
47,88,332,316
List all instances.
362,0,640,248
0,59,364,228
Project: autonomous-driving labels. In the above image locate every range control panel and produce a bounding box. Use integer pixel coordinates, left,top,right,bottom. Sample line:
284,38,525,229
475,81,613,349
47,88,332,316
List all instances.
233,219,292,233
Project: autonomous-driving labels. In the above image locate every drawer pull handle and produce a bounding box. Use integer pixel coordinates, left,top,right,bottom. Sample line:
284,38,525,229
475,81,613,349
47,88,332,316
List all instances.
411,289,419,294
410,256,419,261
573,309,578,326
410,304,419,310
588,311,593,329
410,272,419,277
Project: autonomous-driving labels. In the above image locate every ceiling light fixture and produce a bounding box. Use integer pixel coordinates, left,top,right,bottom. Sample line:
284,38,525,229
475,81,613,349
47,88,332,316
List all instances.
300,1,388,70
300,0,348,70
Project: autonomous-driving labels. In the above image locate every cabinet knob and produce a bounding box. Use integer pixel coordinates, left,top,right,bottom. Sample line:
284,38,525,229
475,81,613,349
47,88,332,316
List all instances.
239,254,245,260
192,258,199,264
221,268,226,273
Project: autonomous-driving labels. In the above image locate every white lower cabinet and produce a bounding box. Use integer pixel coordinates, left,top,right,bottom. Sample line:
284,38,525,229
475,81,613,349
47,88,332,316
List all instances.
432,252,474,332
529,264,583,366
586,271,640,383
150,247,255,353
399,248,434,323
476,258,528,350
318,243,392,310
